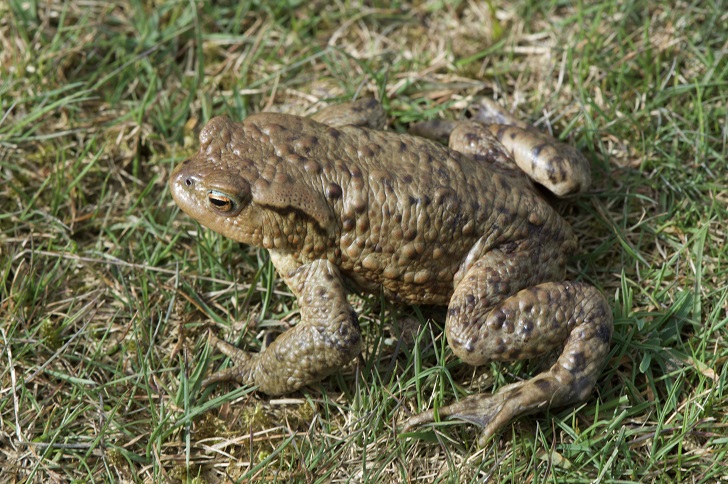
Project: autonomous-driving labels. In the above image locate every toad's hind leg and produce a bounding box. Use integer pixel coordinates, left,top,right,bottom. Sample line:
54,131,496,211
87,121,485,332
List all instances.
473,98,592,196
403,281,612,443
411,98,593,196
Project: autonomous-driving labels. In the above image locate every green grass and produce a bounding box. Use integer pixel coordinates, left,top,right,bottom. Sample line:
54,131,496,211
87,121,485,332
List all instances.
1,0,727,482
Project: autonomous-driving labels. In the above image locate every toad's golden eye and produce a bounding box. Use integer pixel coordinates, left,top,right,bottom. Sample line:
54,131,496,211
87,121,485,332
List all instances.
207,190,235,213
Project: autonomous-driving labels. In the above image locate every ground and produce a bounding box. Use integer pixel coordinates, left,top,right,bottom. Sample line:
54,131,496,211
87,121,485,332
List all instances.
1,1,727,482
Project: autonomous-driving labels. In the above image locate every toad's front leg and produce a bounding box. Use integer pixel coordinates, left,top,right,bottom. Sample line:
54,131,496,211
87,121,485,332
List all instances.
202,258,361,395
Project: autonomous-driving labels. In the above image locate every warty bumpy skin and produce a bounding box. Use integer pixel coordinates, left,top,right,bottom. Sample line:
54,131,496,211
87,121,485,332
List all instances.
169,97,612,441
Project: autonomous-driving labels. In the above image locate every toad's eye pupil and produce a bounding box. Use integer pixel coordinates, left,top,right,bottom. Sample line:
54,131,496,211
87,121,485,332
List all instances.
208,193,233,211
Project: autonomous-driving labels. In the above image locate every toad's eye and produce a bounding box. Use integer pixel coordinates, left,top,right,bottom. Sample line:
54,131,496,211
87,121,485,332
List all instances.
207,190,236,213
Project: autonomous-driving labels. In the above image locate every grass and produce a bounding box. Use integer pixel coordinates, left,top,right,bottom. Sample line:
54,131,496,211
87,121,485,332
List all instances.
1,0,726,482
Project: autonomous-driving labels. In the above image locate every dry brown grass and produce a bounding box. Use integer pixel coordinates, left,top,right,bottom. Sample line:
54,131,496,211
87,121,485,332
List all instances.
1,1,726,482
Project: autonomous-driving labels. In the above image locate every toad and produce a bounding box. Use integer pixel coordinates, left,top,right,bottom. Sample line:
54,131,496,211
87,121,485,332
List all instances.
169,97,612,440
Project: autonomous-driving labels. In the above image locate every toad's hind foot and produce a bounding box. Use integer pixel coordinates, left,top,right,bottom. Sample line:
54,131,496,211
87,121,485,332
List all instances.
411,97,593,196
403,371,595,444
404,281,613,443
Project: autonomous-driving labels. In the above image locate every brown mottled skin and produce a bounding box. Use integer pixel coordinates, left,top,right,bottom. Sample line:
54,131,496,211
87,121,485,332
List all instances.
169,97,613,441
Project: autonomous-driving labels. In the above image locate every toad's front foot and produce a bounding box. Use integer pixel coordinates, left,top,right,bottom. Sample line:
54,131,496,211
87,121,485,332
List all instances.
201,332,259,388
200,259,362,396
